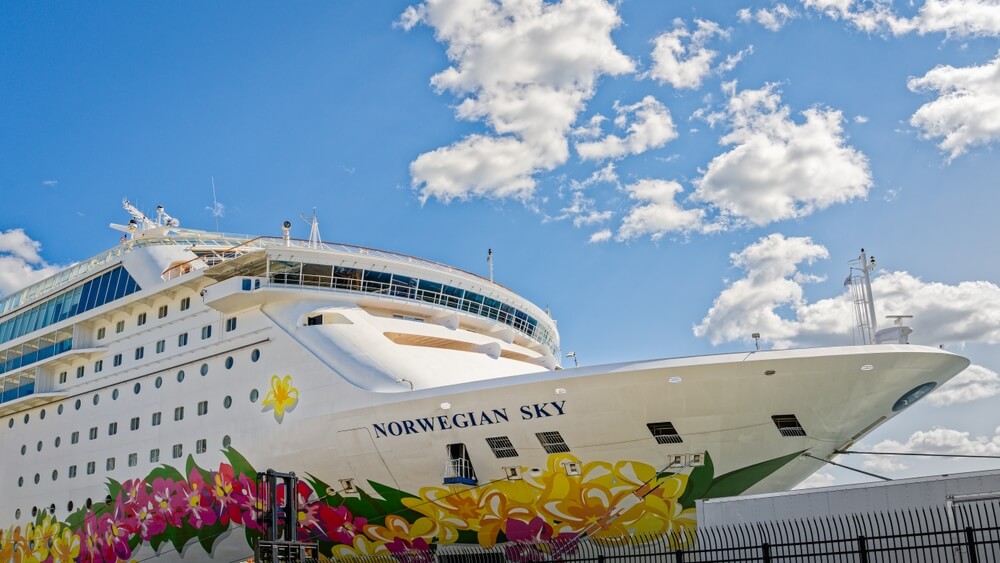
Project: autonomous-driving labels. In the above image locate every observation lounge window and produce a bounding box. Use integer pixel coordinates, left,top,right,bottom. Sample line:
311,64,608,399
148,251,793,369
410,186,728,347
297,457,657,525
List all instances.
302,264,332,287
362,270,391,293
417,280,442,304
443,285,465,309
333,266,362,290
390,274,417,299
269,261,301,285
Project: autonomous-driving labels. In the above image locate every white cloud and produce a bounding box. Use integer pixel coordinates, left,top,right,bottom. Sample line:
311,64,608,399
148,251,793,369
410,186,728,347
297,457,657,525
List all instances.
854,115,869,123
739,3,798,31
794,470,836,489
588,228,612,243
802,0,1000,37
928,364,1000,406
616,179,707,241
41,179,58,187
692,83,872,227
550,191,614,227
404,0,634,203
570,162,619,191
864,425,1000,472
649,18,728,90
907,51,1000,160
0,229,63,296
716,45,754,74
576,96,678,160
693,234,1000,348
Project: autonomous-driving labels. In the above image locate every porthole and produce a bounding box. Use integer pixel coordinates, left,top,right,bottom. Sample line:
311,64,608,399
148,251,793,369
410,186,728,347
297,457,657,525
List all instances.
17,476,23,487
177,370,185,383
251,349,260,362
67,500,74,512
223,396,233,409
200,363,209,376
52,470,58,481
20,445,26,455
49,503,56,515
33,473,40,484
86,498,92,509
15,508,21,519
224,357,234,369
133,382,141,395
105,494,112,505
250,389,259,403
40,409,46,420
155,376,163,388
7,419,12,428
57,404,64,415
92,394,100,406
23,414,28,424
36,441,42,452
75,399,82,410
222,435,232,448
113,389,120,400
31,506,38,517
55,436,61,448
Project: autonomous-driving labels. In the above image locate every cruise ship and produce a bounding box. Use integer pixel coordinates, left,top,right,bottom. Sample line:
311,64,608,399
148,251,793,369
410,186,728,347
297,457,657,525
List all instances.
0,201,970,562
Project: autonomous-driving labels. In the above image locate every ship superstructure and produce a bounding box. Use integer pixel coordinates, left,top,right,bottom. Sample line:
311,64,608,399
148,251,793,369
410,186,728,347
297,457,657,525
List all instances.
0,202,970,562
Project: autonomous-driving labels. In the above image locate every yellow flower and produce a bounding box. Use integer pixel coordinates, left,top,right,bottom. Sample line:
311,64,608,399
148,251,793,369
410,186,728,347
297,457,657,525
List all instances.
262,374,299,422
330,534,388,559
50,526,80,562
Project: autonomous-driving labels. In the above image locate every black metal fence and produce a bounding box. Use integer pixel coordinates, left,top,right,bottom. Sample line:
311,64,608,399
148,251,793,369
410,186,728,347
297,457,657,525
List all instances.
332,499,1000,562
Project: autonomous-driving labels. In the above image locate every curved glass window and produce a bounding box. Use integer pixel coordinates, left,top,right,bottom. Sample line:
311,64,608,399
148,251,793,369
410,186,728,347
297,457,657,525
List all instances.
224,357,233,370
201,363,209,376
893,382,937,412
155,376,163,388
251,349,260,362
112,389,119,400
250,389,259,403
177,370,185,383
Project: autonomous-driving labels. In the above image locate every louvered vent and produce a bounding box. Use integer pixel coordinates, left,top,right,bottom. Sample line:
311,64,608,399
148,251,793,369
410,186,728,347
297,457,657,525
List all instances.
536,431,571,454
485,436,519,459
647,422,683,444
772,414,807,437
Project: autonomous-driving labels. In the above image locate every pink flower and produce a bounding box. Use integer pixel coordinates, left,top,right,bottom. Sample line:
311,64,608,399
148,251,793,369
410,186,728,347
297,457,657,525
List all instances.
151,477,188,528
211,463,248,526
77,511,108,563
237,473,263,531
328,506,367,546
182,467,218,529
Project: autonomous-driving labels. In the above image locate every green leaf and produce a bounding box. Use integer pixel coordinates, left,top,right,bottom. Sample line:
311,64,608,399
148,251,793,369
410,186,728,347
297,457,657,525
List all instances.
703,450,805,499
677,451,716,510
223,447,258,480
147,464,185,483
367,480,423,522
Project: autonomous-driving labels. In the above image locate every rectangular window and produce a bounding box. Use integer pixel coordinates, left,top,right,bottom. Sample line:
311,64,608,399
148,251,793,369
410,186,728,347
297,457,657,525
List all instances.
172,444,182,459
536,431,571,454
86,461,95,475
151,412,161,426
772,414,807,437
89,427,97,440
225,317,237,332
196,439,207,454
174,406,184,421
130,417,139,431
97,327,106,340
108,422,117,436
113,353,122,367
647,422,683,445
180,296,190,311
201,325,212,339
58,371,67,384
137,312,146,326
116,320,125,334
71,431,79,444
68,465,77,478
76,366,84,379
106,457,115,471
485,436,519,459
158,305,168,319
178,332,188,347
135,346,144,360
149,448,160,463
128,453,138,467
156,339,165,353
94,360,103,373
197,401,208,416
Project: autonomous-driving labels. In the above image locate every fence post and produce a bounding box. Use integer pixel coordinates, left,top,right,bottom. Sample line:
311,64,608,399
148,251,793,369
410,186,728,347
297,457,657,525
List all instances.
762,542,771,563
857,535,869,563
674,549,684,563
965,526,979,563
598,556,605,563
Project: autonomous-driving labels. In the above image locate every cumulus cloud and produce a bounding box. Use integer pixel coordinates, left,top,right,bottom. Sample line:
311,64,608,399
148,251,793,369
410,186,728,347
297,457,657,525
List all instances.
404,0,634,203
616,179,707,241
864,425,1000,472
649,18,728,90
570,162,619,191
794,470,836,489
588,228,612,243
0,229,63,296
907,51,1000,160
550,191,614,227
692,82,872,227
739,3,798,31
928,364,1000,406
802,0,1000,37
693,234,1000,348
576,96,678,160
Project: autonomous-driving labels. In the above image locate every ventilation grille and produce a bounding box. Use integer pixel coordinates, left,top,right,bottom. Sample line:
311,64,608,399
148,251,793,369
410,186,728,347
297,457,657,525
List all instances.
536,431,571,454
647,422,683,444
772,414,807,437
486,436,519,459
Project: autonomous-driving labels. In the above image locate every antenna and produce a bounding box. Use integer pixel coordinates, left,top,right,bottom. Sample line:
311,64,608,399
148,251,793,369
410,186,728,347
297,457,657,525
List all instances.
846,248,878,344
487,248,494,282
210,177,221,232
299,209,322,249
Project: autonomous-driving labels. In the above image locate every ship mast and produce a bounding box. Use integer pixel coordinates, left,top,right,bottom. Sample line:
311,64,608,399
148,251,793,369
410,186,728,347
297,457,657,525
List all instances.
846,248,878,345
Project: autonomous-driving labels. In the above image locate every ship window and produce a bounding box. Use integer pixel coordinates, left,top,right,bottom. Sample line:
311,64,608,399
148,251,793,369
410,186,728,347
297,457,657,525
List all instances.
97,327,105,340
106,457,115,471
180,297,190,311
76,366,84,379
67,500,73,511
94,360,103,373
150,449,160,463
71,431,79,444
201,325,212,339
485,436,519,459
772,414,807,437
54,436,60,447
443,443,478,485
172,444,182,459
68,465,76,478
40,409,45,420
177,370,185,382
201,363,209,376
7,419,12,428
18,476,23,486
130,417,139,431
363,270,392,293
151,412,161,426
137,312,146,326
52,470,58,481
156,339,165,353
307,315,322,326
92,394,99,406
108,422,117,436
536,431,571,454
647,422,683,444
225,317,237,332
59,371,67,384
197,401,208,416
222,435,231,448
36,440,42,452
113,353,122,367
135,346,144,360
224,357,233,369
20,444,26,455
133,382,140,395
112,389,119,400
128,453,137,467
74,399,81,410
89,427,97,440
178,332,188,347
155,376,163,388
116,320,125,334
86,462,95,475
224,396,232,409
34,473,39,484
250,389,259,402
158,305,168,319
57,404,63,415
174,407,184,421
251,349,260,362
15,509,20,519
196,439,207,454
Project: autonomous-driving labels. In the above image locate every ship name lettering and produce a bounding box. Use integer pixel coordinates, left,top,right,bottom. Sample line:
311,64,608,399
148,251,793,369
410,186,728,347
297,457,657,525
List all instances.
519,400,566,420
372,408,515,438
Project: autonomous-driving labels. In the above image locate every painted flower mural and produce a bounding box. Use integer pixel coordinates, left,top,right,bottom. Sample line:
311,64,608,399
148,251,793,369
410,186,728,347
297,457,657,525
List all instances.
262,374,299,422
0,447,801,562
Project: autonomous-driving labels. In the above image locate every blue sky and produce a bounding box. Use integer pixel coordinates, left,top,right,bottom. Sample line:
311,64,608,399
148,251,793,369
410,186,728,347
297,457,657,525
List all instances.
2,0,1000,489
